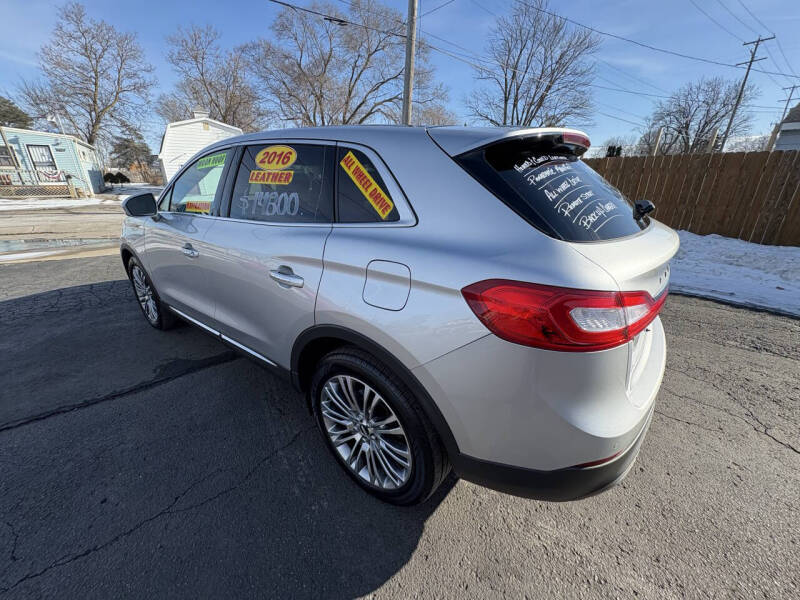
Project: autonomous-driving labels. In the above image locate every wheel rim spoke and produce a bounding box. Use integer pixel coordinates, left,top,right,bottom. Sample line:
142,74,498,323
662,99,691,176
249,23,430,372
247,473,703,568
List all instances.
374,445,403,487
131,266,158,323
378,438,410,468
324,386,353,419
320,374,412,490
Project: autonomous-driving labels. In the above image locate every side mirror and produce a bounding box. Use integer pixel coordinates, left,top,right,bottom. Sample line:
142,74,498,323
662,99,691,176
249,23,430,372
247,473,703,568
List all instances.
122,192,157,217
633,199,655,221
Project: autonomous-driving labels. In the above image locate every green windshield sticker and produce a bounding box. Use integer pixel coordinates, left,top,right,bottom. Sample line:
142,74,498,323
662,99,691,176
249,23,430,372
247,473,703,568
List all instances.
196,152,227,170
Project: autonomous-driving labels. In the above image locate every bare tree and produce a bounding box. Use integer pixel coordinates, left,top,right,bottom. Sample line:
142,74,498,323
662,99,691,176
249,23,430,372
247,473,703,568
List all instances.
638,77,758,154
244,0,449,126
466,0,600,127
157,25,266,131
19,2,154,145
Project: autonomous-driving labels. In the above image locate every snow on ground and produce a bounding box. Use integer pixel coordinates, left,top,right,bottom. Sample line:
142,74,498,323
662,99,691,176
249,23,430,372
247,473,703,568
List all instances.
0,197,118,211
671,230,800,317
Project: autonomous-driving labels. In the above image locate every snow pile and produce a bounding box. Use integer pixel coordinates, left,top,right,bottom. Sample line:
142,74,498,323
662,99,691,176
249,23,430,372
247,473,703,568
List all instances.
0,197,114,211
671,230,800,317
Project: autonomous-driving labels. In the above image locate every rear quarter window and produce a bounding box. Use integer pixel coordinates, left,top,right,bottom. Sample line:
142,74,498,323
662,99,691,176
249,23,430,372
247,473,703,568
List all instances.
456,138,646,242
337,147,399,223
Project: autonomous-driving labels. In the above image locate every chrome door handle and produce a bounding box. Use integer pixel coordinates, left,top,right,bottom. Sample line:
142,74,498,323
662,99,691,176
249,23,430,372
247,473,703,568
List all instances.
182,243,199,258
270,268,304,288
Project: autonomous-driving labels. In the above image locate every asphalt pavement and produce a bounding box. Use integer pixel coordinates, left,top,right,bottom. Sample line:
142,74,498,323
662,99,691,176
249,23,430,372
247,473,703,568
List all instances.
0,255,798,599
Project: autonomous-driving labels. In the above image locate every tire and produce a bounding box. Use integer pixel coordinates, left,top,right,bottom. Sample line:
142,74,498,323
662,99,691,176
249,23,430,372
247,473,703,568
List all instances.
310,347,450,505
126,256,178,330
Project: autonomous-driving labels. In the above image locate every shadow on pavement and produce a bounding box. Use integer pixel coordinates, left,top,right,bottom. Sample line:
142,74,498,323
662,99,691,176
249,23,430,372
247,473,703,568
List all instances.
0,280,454,598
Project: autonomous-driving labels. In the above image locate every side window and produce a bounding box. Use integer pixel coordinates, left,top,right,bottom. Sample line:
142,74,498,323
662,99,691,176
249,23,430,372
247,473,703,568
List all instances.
169,150,231,214
229,143,333,223
337,147,399,222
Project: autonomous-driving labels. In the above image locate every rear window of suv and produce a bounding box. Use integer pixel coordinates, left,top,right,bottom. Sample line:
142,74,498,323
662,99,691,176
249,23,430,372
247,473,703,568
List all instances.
455,136,647,242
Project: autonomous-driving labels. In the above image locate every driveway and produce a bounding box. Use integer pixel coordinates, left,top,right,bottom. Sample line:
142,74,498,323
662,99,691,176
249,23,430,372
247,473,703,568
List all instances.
0,256,797,598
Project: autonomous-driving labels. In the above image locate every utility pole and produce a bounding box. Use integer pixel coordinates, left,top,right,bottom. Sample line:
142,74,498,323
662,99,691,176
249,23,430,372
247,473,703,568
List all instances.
719,36,774,152
779,84,799,122
768,85,799,151
401,0,418,126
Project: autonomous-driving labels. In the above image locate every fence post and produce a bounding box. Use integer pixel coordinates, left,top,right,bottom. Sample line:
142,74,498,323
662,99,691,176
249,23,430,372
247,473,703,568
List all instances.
705,128,719,153
651,127,663,156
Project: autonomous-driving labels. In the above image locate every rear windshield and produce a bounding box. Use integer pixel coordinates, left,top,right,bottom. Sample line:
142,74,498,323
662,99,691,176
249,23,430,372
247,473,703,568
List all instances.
455,137,647,242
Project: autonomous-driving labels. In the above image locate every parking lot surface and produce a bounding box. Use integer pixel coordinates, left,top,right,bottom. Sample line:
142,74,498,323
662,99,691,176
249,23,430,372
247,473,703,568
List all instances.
1,255,798,599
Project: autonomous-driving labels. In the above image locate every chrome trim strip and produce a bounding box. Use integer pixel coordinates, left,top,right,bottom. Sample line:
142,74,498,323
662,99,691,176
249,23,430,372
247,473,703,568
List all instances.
169,306,220,335
220,334,278,367
168,306,279,367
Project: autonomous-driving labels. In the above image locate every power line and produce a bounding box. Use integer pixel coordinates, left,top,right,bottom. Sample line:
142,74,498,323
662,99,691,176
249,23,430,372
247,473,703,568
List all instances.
734,0,770,31
717,0,794,88
596,111,643,128
421,0,457,17
688,0,789,91
469,0,496,17
775,38,798,78
597,102,646,122
595,58,670,95
714,0,758,35
734,0,798,79
511,0,800,80
593,75,668,99
271,0,677,105
688,0,743,41
688,0,792,93
267,0,788,122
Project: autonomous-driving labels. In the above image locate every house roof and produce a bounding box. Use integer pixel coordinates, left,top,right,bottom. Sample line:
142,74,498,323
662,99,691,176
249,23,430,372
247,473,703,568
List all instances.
158,117,243,155
0,125,97,151
783,103,800,125
163,116,243,134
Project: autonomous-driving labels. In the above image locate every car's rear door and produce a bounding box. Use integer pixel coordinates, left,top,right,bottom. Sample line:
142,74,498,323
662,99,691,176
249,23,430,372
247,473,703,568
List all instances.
200,140,335,368
146,148,234,325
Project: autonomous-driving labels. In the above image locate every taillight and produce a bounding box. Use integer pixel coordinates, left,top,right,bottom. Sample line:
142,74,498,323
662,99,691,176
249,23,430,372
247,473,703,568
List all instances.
461,280,667,352
560,132,591,150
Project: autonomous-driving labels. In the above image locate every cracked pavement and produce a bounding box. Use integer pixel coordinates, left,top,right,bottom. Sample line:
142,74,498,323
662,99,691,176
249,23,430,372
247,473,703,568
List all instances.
0,256,798,598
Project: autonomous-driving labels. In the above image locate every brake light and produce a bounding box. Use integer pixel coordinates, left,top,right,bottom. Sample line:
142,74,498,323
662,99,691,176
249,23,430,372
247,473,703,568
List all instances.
561,132,591,150
461,280,667,352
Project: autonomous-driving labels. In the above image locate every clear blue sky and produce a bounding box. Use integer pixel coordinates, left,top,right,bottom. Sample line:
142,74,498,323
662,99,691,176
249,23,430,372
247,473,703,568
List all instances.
2,0,799,153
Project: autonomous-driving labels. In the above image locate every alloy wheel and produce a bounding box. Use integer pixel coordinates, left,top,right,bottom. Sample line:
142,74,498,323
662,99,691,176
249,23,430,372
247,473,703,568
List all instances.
131,265,159,324
320,374,412,490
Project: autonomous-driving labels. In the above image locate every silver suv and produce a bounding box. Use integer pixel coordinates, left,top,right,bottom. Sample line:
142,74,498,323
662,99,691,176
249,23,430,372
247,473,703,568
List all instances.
121,126,678,505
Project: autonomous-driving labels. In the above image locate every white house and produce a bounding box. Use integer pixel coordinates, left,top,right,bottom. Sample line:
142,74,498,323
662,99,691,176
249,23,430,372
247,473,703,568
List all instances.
773,104,800,151
157,109,243,182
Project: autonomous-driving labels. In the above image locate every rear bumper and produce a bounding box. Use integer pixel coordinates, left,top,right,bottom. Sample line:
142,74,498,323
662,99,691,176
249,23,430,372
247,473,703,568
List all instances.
452,408,652,501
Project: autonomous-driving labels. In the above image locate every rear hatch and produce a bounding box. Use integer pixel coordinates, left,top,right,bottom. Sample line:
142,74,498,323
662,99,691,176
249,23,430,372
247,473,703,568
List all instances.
429,126,679,387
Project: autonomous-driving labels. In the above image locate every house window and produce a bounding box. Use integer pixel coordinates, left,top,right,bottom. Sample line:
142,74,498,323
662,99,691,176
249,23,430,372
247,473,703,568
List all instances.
0,145,16,168
27,144,64,182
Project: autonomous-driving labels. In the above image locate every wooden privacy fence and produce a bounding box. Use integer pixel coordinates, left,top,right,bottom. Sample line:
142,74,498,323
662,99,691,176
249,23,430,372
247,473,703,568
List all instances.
584,150,800,246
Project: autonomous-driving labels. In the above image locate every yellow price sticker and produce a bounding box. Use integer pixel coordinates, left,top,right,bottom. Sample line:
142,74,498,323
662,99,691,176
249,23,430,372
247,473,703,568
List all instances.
254,145,297,171
339,151,394,220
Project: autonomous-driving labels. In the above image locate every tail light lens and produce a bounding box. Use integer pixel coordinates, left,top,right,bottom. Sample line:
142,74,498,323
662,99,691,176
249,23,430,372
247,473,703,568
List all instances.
461,280,667,352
